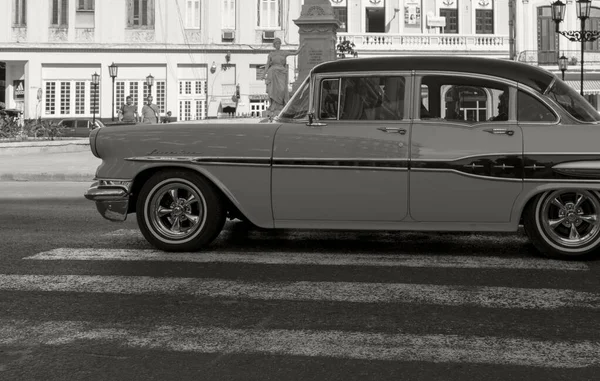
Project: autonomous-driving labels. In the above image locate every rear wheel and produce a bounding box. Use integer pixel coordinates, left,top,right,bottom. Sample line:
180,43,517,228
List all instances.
136,170,226,251
523,189,600,259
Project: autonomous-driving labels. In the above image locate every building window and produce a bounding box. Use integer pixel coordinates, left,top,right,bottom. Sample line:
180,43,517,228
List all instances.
251,64,265,81
75,82,85,114
185,0,201,29
222,0,235,29
129,82,139,107
439,8,458,34
333,6,347,32
156,81,166,113
51,0,69,27
90,82,99,115
127,0,154,28
257,0,280,28
476,9,493,34
45,82,56,115
250,100,268,117
13,0,27,26
77,0,94,10
179,79,207,121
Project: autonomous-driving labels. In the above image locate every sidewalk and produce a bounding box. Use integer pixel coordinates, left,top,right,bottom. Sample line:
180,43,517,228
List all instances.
0,118,265,182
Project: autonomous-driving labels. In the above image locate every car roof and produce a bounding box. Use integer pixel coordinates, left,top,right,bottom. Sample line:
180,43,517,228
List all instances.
311,56,555,93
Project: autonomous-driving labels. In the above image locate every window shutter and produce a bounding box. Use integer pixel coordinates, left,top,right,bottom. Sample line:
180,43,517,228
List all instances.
278,0,281,28
62,0,69,26
257,0,260,27
148,0,155,27
52,0,59,25
127,0,134,26
22,0,26,24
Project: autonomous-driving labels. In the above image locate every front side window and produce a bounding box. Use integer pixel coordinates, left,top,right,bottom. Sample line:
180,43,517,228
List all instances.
127,0,155,28
319,76,405,121
13,0,27,26
278,76,310,120
517,90,557,122
257,0,280,28
51,0,69,27
222,0,236,29
419,75,510,123
547,80,600,122
185,0,201,29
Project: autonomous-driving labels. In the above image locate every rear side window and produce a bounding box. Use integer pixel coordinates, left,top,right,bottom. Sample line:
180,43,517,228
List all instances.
547,80,600,122
77,120,89,128
61,120,75,127
517,91,557,122
318,76,405,121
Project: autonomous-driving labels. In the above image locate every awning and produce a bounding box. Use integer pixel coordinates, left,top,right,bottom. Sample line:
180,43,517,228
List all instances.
249,94,269,101
220,99,237,109
564,80,600,95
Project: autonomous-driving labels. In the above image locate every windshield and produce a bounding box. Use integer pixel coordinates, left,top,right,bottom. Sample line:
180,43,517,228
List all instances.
546,80,600,123
278,76,310,121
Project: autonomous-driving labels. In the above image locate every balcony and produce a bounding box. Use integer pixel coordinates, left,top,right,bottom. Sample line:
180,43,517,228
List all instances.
337,33,510,53
517,50,600,66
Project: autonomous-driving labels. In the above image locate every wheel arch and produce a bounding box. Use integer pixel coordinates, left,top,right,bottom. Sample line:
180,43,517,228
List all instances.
127,165,251,225
515,183,600,224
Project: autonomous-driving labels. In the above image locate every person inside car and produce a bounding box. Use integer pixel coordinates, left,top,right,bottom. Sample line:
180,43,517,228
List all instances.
489,91,509,121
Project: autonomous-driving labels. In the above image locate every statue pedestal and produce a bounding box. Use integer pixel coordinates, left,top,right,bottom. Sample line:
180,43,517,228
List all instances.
292,0,340,93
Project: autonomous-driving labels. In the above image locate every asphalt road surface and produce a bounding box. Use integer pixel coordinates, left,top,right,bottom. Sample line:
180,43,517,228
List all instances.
0,182,599,380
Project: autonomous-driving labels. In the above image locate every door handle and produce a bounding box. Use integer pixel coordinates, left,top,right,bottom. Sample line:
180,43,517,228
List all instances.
377,127,406,135
483,128,515,136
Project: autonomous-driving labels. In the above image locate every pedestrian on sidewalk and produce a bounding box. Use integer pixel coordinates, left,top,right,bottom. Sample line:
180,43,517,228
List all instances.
141,96,160,124
118,96,139,123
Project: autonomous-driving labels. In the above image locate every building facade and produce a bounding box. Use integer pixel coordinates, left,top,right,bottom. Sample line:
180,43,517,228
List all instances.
0,0,511,122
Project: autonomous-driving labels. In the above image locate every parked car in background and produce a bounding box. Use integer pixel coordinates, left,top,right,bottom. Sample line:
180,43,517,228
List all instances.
58,119,105,137
85,56,600,260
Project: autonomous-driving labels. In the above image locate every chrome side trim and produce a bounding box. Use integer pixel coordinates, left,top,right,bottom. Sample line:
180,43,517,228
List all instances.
273,165,408,171
524,178,600,183
125,156,272,167
553,160,600,178
411,168,523,182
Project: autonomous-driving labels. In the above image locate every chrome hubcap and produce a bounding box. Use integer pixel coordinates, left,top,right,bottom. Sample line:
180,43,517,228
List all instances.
540,190,600,248
149,182,205,240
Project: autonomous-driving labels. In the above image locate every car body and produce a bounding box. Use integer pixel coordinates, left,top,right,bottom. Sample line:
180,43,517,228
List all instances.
58,118,105,137
85,56,600,259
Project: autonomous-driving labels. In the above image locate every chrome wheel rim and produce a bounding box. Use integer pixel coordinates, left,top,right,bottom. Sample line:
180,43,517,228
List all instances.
539,190,600,249
148,180,206,241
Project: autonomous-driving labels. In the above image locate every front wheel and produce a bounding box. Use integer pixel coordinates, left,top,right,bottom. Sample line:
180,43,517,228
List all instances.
523,189,600,260
136,170,226,252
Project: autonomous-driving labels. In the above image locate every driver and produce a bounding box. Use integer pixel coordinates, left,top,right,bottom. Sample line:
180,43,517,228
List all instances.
490,91,508,121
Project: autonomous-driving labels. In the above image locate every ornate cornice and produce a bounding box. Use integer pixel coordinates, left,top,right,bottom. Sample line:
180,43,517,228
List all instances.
0,43,276,54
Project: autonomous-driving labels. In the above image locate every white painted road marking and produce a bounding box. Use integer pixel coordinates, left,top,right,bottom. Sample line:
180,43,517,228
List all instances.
0,319,598,368
0,274,597,310
24,248,590,271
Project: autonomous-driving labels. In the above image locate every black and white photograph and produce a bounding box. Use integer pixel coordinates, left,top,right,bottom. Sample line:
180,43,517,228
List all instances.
0,0,599,380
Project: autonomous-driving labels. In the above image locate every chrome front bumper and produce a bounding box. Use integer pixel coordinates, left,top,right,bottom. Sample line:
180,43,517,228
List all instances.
84,180,133,222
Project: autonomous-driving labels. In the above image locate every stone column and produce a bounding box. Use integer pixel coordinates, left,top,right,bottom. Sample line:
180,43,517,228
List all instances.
292,0,340,93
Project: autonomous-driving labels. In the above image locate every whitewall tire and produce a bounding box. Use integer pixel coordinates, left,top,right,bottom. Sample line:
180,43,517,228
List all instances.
136,170,226,252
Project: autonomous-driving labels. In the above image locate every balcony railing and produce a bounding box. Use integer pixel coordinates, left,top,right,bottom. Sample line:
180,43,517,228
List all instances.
517,50,600,66
337,33,510,52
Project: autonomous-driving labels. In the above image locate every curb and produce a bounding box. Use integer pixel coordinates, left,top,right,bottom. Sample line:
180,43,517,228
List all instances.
0,173,95,182
0,139,90,155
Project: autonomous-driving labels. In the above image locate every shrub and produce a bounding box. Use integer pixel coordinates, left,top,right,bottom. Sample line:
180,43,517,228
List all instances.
0,118,65,141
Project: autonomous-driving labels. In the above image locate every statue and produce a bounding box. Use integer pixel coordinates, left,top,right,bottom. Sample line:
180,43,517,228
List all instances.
264,38,305,118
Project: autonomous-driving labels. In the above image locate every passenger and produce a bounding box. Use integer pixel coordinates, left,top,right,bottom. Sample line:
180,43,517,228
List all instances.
490,91,509,121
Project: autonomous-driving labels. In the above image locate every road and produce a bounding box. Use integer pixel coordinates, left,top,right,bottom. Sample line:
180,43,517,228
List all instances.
0,182,599,380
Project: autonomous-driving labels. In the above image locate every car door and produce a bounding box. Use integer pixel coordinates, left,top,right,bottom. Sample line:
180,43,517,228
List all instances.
271,74,411,223
76,120,89,137
409,73,524,223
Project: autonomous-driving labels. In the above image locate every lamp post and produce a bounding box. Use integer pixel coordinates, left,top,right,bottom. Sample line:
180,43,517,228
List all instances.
108,62,118,122
552,0,600,96
146,74,154,97
558,54,569,80
91,72,100,125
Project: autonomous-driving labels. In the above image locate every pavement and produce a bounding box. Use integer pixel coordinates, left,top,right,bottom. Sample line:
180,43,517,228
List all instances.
0,118,265,182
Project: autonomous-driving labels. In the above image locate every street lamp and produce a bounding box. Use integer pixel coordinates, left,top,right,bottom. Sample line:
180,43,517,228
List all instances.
145,74,154,97
552,0,600,96
108,62,118,122
558,54,569,80
91,72,100,125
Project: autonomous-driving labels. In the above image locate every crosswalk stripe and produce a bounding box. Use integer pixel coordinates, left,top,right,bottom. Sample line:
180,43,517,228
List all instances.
0,319,597,368
24,248,590,271
0,274,597,310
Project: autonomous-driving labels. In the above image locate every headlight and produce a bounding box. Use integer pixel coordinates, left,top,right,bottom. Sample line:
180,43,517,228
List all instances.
89,127,100,158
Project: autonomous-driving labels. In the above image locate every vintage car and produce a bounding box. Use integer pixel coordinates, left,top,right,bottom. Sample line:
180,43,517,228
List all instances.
85,56,600,260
